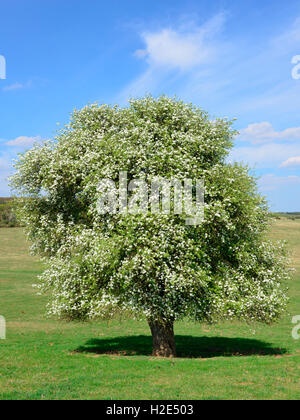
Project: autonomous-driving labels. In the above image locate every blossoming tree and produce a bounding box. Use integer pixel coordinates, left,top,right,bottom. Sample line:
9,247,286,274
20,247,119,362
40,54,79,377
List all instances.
11,96,289,357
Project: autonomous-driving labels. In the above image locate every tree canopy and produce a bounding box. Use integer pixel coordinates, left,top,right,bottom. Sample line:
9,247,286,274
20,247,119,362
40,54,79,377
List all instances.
11,96,289,356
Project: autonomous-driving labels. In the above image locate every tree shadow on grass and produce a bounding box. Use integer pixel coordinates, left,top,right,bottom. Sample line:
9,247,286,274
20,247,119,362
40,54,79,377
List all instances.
75,335,286,358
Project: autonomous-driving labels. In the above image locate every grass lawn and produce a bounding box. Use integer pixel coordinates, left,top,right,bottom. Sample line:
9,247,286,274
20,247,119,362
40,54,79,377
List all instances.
0,221,300,400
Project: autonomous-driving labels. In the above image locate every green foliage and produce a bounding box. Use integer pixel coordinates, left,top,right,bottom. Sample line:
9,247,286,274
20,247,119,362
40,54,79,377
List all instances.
10,96,289,324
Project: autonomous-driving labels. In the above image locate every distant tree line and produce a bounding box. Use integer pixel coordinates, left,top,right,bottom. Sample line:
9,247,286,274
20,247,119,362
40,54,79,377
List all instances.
0,198,19,227
269,212,300,220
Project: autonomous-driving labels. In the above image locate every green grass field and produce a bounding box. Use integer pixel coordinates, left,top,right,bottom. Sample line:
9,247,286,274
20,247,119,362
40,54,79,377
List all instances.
0,221,300,400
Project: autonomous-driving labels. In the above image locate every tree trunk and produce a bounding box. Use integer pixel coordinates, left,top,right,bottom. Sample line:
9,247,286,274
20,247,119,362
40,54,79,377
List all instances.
148,319,176,357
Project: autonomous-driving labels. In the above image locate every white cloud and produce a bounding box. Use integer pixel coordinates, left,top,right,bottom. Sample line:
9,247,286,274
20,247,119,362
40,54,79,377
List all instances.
118,13,226,102
136,29,208,70
229,142,300,168
233,121,300,170
135,13,225,71
3,82,24,92
2,80,32,92
5,135,43,147
280,156,300,168
238,122,300,145
258,174,300,191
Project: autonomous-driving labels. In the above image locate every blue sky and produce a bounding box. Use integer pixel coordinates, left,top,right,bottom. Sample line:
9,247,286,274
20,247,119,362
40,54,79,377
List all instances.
1,0,300,211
